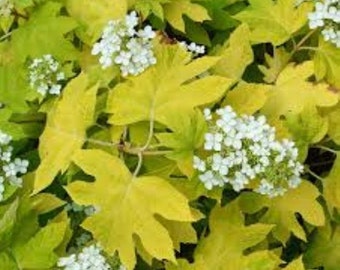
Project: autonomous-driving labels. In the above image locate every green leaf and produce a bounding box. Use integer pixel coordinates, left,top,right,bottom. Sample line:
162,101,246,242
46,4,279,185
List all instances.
239,181,325,243
107,43,233,128
211,24,253,80
166,200,275,270
0,199,19,250
34,73,98,193
163,0,210,32
323,154,340,216
135,0,169,20
314,38,340,88
0,65,33,113
0,252,18,270
304,223,340,270
234,0,312,45
10,2,78,63
12,221,67,269
156,110,207,177
66,149,197,270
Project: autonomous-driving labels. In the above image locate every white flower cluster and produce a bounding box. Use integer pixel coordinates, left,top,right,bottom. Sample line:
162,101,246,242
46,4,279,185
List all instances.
58,244,111,270
179,41,205,55
0,0,13,17
0,130,29,201
308,0,340,47
92,11,157,76
194,106,304,198
28,54,65,96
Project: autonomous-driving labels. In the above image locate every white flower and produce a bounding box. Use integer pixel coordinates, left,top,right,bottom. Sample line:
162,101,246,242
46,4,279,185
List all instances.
180,41,205,55
58,244,111,270
203,108,212,120
193,156,206,172
92,11,156,76
204,132,223,151
28,55,65,96
0,131,11,145
194,106,303,197
308,0,340,47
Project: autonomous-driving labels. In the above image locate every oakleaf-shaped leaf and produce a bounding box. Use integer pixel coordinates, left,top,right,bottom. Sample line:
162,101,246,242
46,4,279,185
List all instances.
234,0,312,45
107,43,233,127
223,81,270,115
261,61,339,119
163,0,210,32
10,2,78,62
12,221,67,269
314,38,340,88
66,149,196,270
285,105,328,161
285,256,305,270
211,24,253,80
239,181,325,243
66,0,127,42
323,154,340,216
258,47,290,83
0,65,33,112
156,110,207,177
34,73,98,193
166,200,275,270
304,223,340,270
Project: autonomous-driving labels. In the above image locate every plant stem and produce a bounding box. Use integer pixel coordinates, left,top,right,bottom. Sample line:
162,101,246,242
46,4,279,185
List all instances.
0,31,12,42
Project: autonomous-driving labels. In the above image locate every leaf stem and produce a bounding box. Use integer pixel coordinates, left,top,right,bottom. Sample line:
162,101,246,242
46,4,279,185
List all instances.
0,31,12,42
305,167,324,182
312,145,338,155
133,109,155,177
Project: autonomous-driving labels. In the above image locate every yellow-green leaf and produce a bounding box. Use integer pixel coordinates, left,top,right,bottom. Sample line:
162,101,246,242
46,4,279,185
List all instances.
34,73,98,193
234,0,312,46
66,0,127,43
107,43,233,128
261,61,339,119
239,181,325,243
323,154,340,216
66,149,196,270
163,0,210,32
285,256,305,270
223,81,270,115
314,38,340,88
156,110,207,177
211,24,253,80
167,200,274,270
304,223,340,270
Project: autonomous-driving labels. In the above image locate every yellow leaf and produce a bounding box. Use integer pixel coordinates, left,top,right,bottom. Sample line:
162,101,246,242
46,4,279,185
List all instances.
211,24,254,80
66,149,196,270
261,61,339,119
223,81,270,115
327,105,340,145
163,0,210,32
66,0,127,42
107,43,233,127
234,0,312,46
34,74,98,193
239,181,325,243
